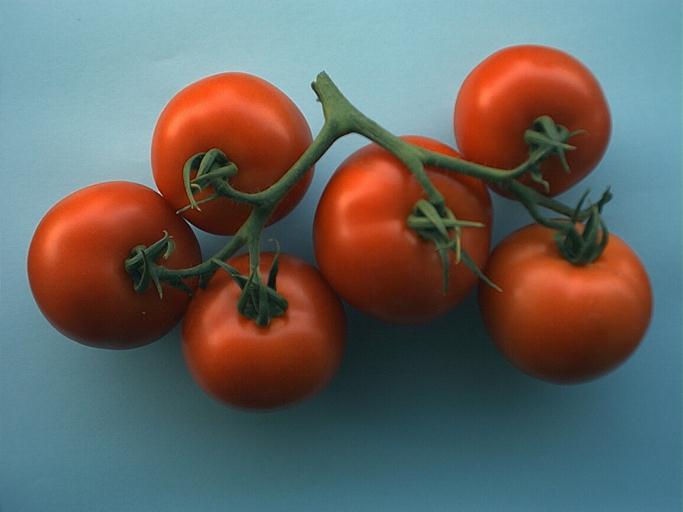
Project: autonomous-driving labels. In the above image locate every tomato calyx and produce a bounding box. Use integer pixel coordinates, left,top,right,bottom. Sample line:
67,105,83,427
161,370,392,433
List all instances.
554,192,610,265
125,231,193,297
211,252,288,327
521,116,583,193
508,179,614,265
179,149,241,213
407,199,498,292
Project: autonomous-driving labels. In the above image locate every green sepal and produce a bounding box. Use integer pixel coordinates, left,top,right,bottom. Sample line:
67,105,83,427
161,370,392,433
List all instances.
554,199,610,266
407,198,492,293
434,238,453,293
415,199,449,239
211,257,288,325
571,189,591,223
197,149,228,179
256,275,270,326
124,231,177,298
267,240,282,291
522,116,583,191
182,152,206,211
461,250,501,292
176,193,219,214
180,149,235,213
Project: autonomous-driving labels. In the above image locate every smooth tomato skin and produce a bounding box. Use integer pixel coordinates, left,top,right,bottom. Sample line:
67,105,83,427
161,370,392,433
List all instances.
28,182,202,349
152,72,313,235
313,136,492,323
454,45,611,196
182,253,346,410
479,224,652,383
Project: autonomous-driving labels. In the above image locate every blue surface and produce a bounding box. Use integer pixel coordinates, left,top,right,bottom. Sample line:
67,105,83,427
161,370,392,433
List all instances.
1,1,681,510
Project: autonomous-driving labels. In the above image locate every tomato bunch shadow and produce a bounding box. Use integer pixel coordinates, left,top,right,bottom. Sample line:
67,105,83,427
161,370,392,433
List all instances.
97,286,560,430
325,294,542,414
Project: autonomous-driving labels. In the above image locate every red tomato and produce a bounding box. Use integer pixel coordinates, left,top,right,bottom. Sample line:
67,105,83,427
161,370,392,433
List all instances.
454,45,611,196
313,136,492,323
479,224,652,383
182,253,346,409
28,182,202,349
152,72,313,235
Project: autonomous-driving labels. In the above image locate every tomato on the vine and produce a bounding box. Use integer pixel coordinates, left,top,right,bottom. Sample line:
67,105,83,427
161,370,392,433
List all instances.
182,253,346,409
454,45,611,196
151,72,313,235
479,224,652,383
28,182,202,349
313,136,492,323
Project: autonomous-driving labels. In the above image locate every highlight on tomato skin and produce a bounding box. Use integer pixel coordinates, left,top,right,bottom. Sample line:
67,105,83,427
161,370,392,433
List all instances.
478,224,652,384
27,181,202,350
313,135,492,324
454,44,611,197
182,253,346,410
151,72,314,236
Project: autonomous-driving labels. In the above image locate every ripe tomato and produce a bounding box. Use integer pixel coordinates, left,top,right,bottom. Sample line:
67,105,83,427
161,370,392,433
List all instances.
182,253,345,409
152,72,313,235
313,136,492,323
479,224,652,383
454,45,611,196
28,182,202,349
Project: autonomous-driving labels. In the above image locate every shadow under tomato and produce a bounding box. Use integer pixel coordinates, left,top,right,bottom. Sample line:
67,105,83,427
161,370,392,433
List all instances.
326,293,548,415
65,292,619,496
129,288,556,422
88,280,598,429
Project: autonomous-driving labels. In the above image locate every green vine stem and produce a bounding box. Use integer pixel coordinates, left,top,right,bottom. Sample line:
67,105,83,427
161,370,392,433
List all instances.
125,71,612,325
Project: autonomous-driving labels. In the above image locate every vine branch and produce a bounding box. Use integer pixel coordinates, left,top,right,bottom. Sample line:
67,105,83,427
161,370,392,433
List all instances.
126,71,612,324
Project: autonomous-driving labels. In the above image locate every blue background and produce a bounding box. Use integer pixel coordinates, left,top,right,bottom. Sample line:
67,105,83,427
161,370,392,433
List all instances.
1,1,681,510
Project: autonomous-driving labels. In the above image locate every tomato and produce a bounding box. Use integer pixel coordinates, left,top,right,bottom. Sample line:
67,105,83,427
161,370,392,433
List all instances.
152,72,313,235
454,45,611,196
28,182,202,349
182,253,345,409
313,136,492,323
479,224,652,383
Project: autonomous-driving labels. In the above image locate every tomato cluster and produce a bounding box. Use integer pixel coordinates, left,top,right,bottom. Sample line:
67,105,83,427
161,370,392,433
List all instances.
28,45,652,410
